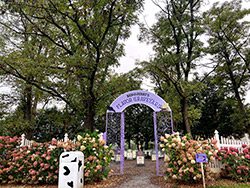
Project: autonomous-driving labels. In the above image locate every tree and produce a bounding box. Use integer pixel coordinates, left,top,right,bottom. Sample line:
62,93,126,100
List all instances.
94,71,142,132
140,0,204,135
125,104,154,150
0,0,143,131
192,75,250,137
203,0,250,133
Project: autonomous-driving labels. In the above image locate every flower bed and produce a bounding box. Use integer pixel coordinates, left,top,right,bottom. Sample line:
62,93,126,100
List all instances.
160,133,218,183
0,131,113,185
217,144,250,182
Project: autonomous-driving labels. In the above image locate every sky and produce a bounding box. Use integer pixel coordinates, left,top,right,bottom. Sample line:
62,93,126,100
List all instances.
116,0,250,103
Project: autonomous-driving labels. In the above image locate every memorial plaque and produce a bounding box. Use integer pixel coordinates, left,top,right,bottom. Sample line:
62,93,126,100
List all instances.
136,150,145,166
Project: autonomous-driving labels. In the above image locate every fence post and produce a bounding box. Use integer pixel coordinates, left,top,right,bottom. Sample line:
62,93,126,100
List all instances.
20,133,25,147
214,130,220,149
243,133,250,144
64,133,69,142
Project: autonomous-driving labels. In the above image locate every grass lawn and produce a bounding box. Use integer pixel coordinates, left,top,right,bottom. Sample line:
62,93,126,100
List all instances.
207,179,250,188
209,185,250,188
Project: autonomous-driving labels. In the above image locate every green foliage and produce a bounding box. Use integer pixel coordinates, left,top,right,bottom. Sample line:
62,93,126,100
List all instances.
125,104,154,149
203,0,250,132
32,107,82,142
0,0,144,131
0,113,31,137
208,185,250,188
192,76,250,138
139,0,205,135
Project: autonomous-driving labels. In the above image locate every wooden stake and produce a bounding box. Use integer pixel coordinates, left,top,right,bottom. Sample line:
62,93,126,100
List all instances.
200,162,206,188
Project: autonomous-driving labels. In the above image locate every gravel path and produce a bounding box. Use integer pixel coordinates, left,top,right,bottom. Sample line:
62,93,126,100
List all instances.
117,173,160,188
110,160,163,188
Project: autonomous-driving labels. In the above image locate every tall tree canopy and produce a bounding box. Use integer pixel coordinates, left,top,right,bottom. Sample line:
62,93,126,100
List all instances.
0,0,144,132
140,0,204,135
203,0,250,133
0,0,249,139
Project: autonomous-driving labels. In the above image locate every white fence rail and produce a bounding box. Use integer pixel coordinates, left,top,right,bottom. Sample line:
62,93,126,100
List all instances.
20,133,72,147
209,130,250,172
20,133,105,147
214,130,250,152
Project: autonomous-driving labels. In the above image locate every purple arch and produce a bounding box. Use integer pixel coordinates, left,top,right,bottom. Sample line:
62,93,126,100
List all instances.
106,90,172,176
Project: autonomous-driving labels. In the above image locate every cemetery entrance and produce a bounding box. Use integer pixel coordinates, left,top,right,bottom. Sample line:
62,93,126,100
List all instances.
105,90,174,175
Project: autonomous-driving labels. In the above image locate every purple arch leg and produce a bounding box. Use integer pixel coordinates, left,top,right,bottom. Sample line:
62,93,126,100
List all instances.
170,110,174,134
153,112,159,176
104,113,108,143
120,112,125,174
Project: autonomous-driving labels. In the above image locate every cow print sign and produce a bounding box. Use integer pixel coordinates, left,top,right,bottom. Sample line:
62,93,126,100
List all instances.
58,151,84,188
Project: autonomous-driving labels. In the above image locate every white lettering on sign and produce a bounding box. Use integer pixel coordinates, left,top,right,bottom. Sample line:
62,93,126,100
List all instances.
109,90,167,113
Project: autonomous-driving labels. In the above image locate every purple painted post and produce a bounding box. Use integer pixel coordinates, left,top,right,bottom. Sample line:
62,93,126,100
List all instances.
120,112,125,174
105,113,108,144
103,132,107,143
170,110,174,134
153,111,159,176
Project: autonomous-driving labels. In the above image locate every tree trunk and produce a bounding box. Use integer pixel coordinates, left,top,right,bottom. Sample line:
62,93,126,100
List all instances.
23,84,33,121
22,83,34,139
84,99,95,131
181,96,191,135
226,61,248,131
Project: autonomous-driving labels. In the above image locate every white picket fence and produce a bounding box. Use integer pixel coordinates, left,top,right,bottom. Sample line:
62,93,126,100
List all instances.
20,132,105,147
20,133,71,147
208,130,250,172
214,130,250,151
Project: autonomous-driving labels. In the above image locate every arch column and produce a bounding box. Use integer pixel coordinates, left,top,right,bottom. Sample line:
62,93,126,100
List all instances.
120,112,125,174
153,111,159,176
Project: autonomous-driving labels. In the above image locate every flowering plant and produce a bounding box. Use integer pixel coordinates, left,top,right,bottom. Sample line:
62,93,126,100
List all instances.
0,136,21,183
0,131,113,185
0,138,68,184
76,131,113,182
0,136,20,158
217,144,250,182
160,133,218,183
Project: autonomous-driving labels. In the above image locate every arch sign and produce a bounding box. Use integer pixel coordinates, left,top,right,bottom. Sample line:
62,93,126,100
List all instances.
105,90,173,176
108,90,167,113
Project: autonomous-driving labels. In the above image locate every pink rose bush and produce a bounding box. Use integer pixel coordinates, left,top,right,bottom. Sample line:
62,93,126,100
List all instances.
217,144,250,182
0,131,113,185
160,133,218,183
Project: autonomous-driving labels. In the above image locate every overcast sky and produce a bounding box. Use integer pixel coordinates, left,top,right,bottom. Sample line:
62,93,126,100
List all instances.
117,0,250,103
